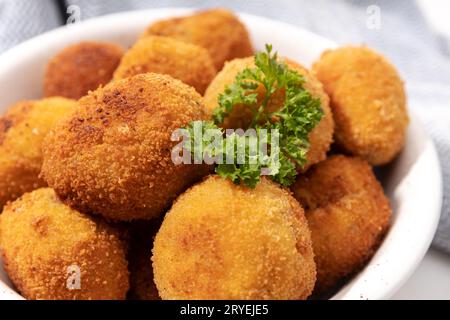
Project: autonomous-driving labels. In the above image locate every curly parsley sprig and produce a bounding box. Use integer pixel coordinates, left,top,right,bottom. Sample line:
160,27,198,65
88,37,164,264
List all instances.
183,44,323,188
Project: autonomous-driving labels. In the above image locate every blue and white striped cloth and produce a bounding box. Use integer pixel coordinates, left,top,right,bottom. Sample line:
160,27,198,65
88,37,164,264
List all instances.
1,0,449,252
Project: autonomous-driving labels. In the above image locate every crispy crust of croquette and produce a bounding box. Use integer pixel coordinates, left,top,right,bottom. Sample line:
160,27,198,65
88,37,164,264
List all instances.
44,41,124,100
0,188,129,300
41,73,210,221
203,57,334,171
152,175,316,300
127,220,161,300
203,57,256,130
313,46,408,165
144,8,253,70
291,155,391,294
113,36,216,95
0,97,76,209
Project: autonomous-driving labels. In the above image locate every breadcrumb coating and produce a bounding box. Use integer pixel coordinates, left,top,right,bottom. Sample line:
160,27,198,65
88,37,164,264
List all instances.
313,46,408,165
152,175,316,300
144,8,253,70
292,155,391,294
0,97,76,209
114,36,216,94
44,41,124,99
203,57,334,171
0,188,129,300
41,73,210,221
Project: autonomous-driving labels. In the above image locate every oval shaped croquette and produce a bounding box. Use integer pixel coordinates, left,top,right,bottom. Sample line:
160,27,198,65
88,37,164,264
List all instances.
153,175,316,300
292,155,391,294
114,36,216,95
203,57,334,171
44,41,124,99
0,188,129,300
144,8,253,70
41,73,210,221
313,46,408,165
0,97,76,209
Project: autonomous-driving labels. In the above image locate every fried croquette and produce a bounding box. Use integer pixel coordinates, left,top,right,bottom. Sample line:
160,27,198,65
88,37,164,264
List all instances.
0,188,129,300
144,8,253,70
44,41,124,99
113,36,216,94
0,97,76,209
203,57,334,171
291,155,391,294
127,220,161,300
152,175,316,300
313,46,409,165
41,73,210,221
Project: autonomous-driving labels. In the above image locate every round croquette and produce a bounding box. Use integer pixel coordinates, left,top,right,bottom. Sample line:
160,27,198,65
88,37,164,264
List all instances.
41,73,210,221
113,36,216,94
44,41,124,99
0,188,129,300
152,175,316,300
203,57,334,171
313,46,409,165
291,155,391,294
0,97,76,209
127,220,161,300
144,8,253,70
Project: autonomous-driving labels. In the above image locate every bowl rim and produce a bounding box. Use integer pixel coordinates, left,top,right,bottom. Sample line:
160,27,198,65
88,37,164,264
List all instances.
0,7,443,300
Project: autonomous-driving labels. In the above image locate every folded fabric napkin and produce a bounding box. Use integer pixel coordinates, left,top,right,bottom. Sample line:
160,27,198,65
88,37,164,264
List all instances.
0,0,449,252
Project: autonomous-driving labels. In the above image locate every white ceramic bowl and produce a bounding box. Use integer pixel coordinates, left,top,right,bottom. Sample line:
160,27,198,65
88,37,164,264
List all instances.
0,8,442,300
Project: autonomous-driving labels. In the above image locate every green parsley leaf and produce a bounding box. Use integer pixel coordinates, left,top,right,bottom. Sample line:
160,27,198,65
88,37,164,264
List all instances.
183,44,323,188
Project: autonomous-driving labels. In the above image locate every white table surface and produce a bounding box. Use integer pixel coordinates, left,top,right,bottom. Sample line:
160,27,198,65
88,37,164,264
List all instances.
391,248,450,299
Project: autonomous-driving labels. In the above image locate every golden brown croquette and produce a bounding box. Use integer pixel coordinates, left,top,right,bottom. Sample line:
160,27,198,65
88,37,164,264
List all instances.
127,220,161,300
44,41,124,99
152,175,316,300
203,57,255,130
113,36,216,94
203,57,334,171
144,8,253,70
291,155,391,294
0,97,76,209
0,188,129,300
313,46,409,165
41,73,210,221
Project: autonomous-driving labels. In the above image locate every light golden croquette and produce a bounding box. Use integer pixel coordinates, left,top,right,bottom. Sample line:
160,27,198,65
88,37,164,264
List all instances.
113,36,216,94
203,57,334,171
127,220,161,300
313,46,409,165
44,41,124,99
0,188,129,300
152,175,316,300
144,8,253,70
41,73,210,221
0,97,76,209
291,155,391,295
